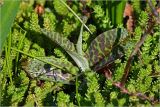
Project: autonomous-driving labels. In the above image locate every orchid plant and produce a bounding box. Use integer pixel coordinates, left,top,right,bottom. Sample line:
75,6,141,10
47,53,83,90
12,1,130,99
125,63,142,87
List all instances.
21,26,128,83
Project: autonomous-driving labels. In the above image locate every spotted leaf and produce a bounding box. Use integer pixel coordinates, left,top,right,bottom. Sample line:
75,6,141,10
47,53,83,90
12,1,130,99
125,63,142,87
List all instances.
41,29,89,71
21,56,75,83
41,29,76,52
85,28,128,71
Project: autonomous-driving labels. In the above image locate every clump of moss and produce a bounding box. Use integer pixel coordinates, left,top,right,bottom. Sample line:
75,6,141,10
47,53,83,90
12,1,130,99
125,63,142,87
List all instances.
53,0,69,16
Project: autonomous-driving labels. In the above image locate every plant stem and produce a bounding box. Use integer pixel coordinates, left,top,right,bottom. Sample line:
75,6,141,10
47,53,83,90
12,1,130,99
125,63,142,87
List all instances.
76,74,80,106
120,14,155,87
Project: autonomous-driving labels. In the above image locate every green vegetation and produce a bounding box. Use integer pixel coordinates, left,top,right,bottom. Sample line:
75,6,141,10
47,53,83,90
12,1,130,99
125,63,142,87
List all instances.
0,0,160,106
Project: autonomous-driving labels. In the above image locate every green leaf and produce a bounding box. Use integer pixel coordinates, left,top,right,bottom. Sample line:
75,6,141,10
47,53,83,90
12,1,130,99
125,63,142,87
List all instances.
0,0,20,52
41,29,76,52
85,28,128,71
66,50,89,72
41,29,90,71
76,24,83,55
21,56,74,82
110,1,126,26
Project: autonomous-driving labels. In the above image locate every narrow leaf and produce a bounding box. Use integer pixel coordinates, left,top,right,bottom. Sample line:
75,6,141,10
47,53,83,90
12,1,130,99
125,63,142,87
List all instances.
41,29,76,52
110,1,126,26
11,48,64,70
41,29,89,71
76,24,83,55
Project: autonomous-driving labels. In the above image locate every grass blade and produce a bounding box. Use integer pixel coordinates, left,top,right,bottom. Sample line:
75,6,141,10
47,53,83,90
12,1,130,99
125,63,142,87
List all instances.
59,0,92,34
11,47,64,70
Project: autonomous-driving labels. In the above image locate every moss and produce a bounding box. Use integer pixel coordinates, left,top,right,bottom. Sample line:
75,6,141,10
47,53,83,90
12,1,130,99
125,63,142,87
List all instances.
53,0,69,16
29,12,41,32
43,12,57,31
